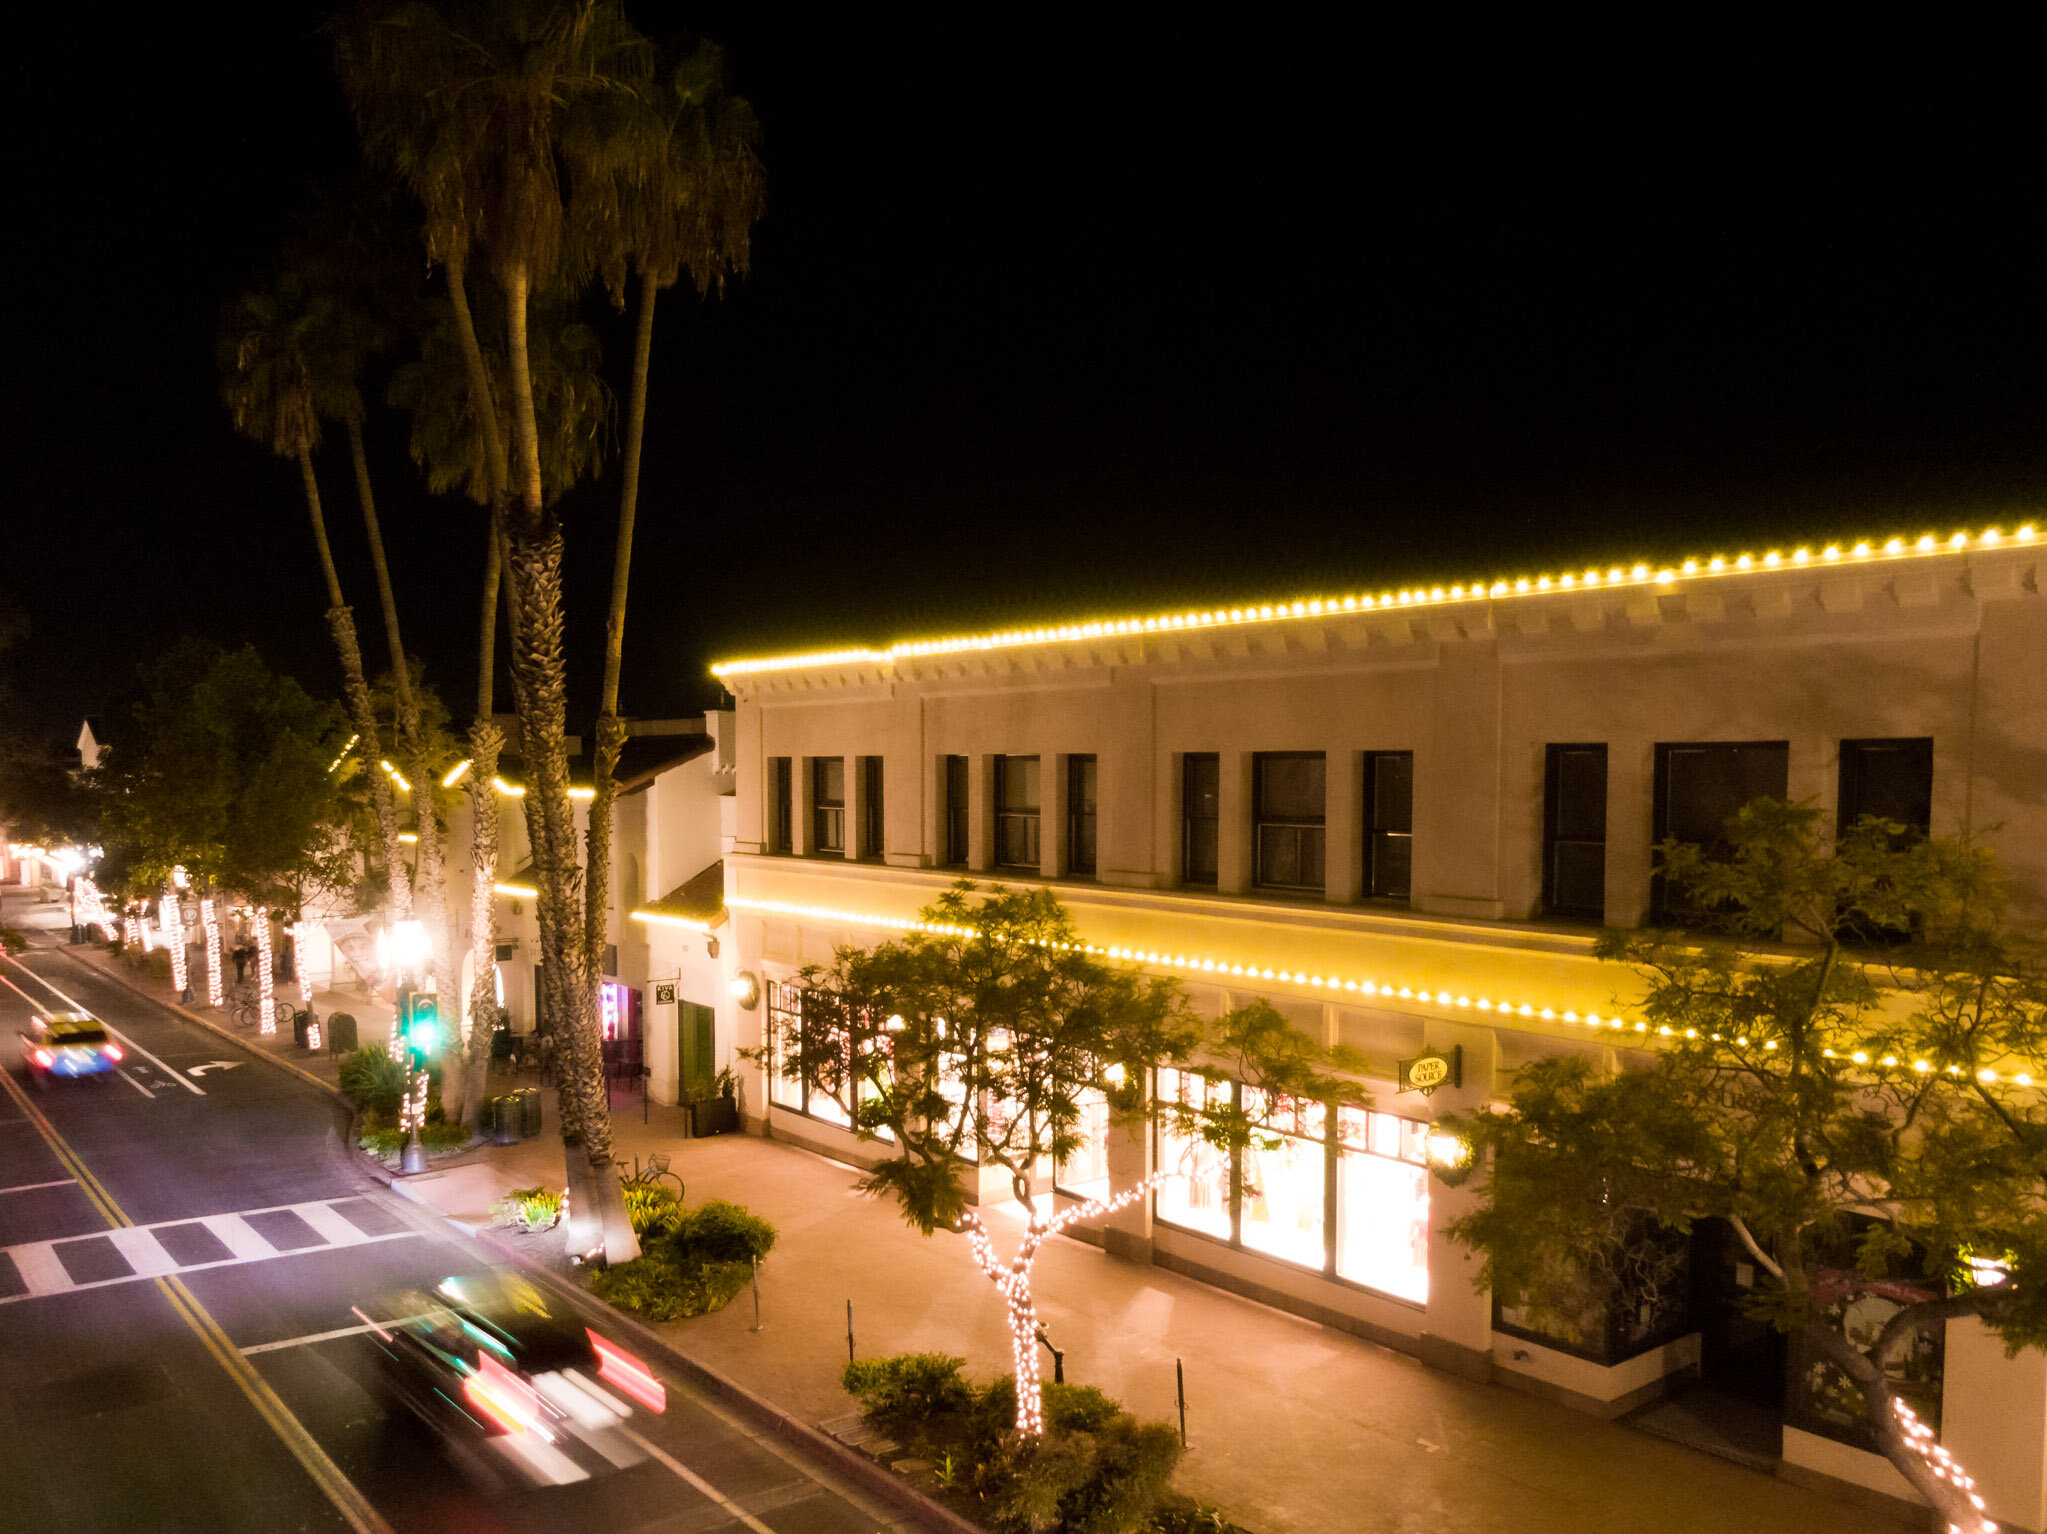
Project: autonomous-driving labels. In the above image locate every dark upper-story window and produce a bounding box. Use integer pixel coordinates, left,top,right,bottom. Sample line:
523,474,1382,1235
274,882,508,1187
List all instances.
1183,754,1219,886
770,757,793,854
1652,741,1789,921
943,755,969,867
811,757,845,854
1255,752,1325,892
860,756,885,859
996,755,1041,869
1838,738,1932,842
1067,755,1097,876
1543,744,1607,919
1364,751,1413,901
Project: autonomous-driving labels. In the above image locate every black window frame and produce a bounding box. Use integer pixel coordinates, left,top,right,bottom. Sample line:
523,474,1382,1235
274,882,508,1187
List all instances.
860,755,885,859
811,756,845,855
1363,751,1413,901
1182,753,1219,886
1838,738,1933,842
1542,743,1608,920
1253,751,1326,893
943,755,969,867
994,754,1042,870
1067,754,1097,876
770,757,793,854
1651,740,1790,922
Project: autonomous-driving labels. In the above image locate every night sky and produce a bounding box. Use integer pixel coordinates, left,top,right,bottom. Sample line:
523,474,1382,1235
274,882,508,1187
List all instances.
6,6,2047,744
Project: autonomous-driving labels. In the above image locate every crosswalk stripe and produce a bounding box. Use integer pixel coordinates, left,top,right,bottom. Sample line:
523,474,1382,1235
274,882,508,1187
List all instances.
107,1224,180,1277
201,1213,277,1262
0,1197,417,1304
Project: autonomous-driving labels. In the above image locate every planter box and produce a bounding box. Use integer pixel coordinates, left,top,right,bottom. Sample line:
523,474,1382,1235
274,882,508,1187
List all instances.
686,1096,739,1138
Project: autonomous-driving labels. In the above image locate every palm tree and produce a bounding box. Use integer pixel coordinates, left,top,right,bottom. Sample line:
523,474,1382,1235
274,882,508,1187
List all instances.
334,0,648,1260
570,36,764,1007
388,291,612,1121
287,193,468,1097
218,273,410,933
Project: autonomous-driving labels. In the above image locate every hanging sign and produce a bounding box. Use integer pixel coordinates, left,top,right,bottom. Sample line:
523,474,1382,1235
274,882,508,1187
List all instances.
652,982,677,1006
1398,1045,1461,1097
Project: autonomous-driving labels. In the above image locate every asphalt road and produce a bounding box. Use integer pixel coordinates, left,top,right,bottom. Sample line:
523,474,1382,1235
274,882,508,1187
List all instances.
0,942,899,1534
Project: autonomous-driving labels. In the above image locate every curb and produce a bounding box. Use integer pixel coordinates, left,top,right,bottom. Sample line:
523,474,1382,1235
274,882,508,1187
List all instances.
58,947,351,1106
437,1208,981,1534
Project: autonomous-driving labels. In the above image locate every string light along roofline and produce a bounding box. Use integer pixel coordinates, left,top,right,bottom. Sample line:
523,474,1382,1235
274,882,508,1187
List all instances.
724,893,2038,1087
710,522,2038,679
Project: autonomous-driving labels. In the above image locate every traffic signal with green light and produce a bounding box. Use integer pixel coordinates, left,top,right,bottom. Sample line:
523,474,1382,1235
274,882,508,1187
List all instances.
402,993,441,1066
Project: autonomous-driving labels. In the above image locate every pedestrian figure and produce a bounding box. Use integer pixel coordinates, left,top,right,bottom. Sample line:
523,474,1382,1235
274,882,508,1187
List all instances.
232,939,251,984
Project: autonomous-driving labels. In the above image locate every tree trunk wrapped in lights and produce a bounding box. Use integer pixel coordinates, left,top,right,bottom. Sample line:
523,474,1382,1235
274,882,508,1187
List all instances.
253,910,276,1035
462,713,505,1117
199,898,223,1009
291,919,321,1050
757,883,1368,1437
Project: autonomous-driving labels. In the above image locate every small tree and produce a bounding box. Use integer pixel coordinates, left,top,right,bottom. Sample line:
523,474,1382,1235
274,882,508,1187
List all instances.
765,883,1364,1437
1442,800,2046,1531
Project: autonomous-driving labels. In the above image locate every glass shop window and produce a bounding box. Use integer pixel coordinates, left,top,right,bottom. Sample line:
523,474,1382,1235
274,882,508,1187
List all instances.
1254,752,1325,892
1240,1087,1329,1271
1335,1106,1431,1304
1055,1084,1112,1201
1153,1067,1233,1240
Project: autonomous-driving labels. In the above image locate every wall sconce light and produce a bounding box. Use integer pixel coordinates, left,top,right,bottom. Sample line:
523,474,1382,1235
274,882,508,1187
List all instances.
729,970,761,1010
705,935,720,958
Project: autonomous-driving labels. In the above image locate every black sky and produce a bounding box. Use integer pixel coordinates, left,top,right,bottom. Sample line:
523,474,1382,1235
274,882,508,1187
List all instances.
5,5,2047,741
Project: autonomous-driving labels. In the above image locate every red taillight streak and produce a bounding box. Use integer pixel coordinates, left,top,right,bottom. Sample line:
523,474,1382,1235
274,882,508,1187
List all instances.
32,1049,53,1068
463,1356,543,1435
102,1043,123,1062
588,1330,666,1413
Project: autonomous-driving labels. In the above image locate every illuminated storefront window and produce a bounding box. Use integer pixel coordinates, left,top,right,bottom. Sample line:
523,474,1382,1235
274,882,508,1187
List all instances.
1055,1085,1113,1202
766,981,805,1111
1154,1067,1233,1239
1155,1072,1431,1304
1241,1089,1329,1271
1335,1106,1430,1303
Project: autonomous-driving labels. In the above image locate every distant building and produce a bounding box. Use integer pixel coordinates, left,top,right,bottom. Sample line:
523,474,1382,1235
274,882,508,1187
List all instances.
712,525,2047,1528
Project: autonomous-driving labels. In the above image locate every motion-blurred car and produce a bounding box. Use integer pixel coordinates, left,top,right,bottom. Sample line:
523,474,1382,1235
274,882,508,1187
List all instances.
19,1010,122,1088
364,1270,666,1489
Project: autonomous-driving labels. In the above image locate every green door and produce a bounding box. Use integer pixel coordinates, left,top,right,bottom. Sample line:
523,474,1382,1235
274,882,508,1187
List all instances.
681,1002,715,1098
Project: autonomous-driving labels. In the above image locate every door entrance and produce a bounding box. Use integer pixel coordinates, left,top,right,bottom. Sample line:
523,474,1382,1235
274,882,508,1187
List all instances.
680,1002,716,1098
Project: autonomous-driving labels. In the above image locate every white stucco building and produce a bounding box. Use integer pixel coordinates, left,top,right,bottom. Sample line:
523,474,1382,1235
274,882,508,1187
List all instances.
709,523,2047,1529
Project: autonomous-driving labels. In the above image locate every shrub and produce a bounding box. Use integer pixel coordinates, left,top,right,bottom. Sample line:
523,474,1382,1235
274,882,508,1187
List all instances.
358,1124,404,1158
842,1354,977,1426
489,1186,564,1231
842,1356,1189,1534
420,1120,470,1152
674,1199,777,1264
624,1182,681,1238
588,1249,754,1322
339,1047,407,1116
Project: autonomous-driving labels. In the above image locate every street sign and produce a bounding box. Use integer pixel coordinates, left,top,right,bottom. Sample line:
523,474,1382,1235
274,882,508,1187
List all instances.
1397,1045,1461,1097
653,982,676,1006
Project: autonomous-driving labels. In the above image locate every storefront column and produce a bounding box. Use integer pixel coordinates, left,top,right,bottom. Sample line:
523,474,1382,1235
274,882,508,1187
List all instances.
968,754,993,871
1418,1020,1497,1383
1218,751,1251,895
1945,1315,2047,1533
1102,1096,1155,1265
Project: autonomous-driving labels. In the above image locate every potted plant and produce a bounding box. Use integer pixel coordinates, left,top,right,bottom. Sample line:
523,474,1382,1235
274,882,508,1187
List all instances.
684,1067,739,1138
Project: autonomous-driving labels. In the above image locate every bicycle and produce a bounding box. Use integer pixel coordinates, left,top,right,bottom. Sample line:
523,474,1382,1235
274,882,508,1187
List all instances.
227,980,298,1034
619,1151,684,1200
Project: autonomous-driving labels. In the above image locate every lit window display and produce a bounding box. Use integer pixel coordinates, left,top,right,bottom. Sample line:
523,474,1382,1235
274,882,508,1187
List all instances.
765,981,805,1111
1335,1106,1430,1303
1240,1088,1328,1270
1154,1067,1233,1239
1055,1086,1113,1201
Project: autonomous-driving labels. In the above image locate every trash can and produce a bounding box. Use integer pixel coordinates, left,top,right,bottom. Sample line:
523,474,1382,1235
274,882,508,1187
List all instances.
490,1096,518,1147
517,1086,542,1139
327,1012,358,1053
292,1008,310,1050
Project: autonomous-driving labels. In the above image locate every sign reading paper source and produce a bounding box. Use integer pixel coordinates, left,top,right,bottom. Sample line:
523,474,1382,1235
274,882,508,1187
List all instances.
1398,1046,1461,1097
653,982,677,1006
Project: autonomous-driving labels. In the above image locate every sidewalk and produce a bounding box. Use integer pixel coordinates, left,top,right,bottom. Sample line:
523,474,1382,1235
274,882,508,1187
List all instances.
401,1097,1919,1534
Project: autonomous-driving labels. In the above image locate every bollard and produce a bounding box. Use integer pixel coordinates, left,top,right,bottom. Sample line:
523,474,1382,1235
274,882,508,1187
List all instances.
750,1255,763,1332
846,1299,855,1364
1176,1357,1187,1447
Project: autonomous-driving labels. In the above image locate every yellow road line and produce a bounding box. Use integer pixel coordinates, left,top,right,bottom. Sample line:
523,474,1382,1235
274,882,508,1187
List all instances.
0,1062,392,1534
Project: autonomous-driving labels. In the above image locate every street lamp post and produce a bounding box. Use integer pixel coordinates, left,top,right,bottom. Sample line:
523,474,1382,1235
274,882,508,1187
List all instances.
389,919,435,1175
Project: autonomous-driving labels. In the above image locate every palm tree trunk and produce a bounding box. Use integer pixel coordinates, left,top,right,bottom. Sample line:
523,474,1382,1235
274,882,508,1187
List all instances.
500,264,635,1264
581,273,658,1009
461,517,505,1124
298,445,407,924
346,416,462,1114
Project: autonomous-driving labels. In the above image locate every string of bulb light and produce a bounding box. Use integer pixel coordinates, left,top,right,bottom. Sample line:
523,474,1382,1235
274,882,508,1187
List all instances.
712,522,2038,677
